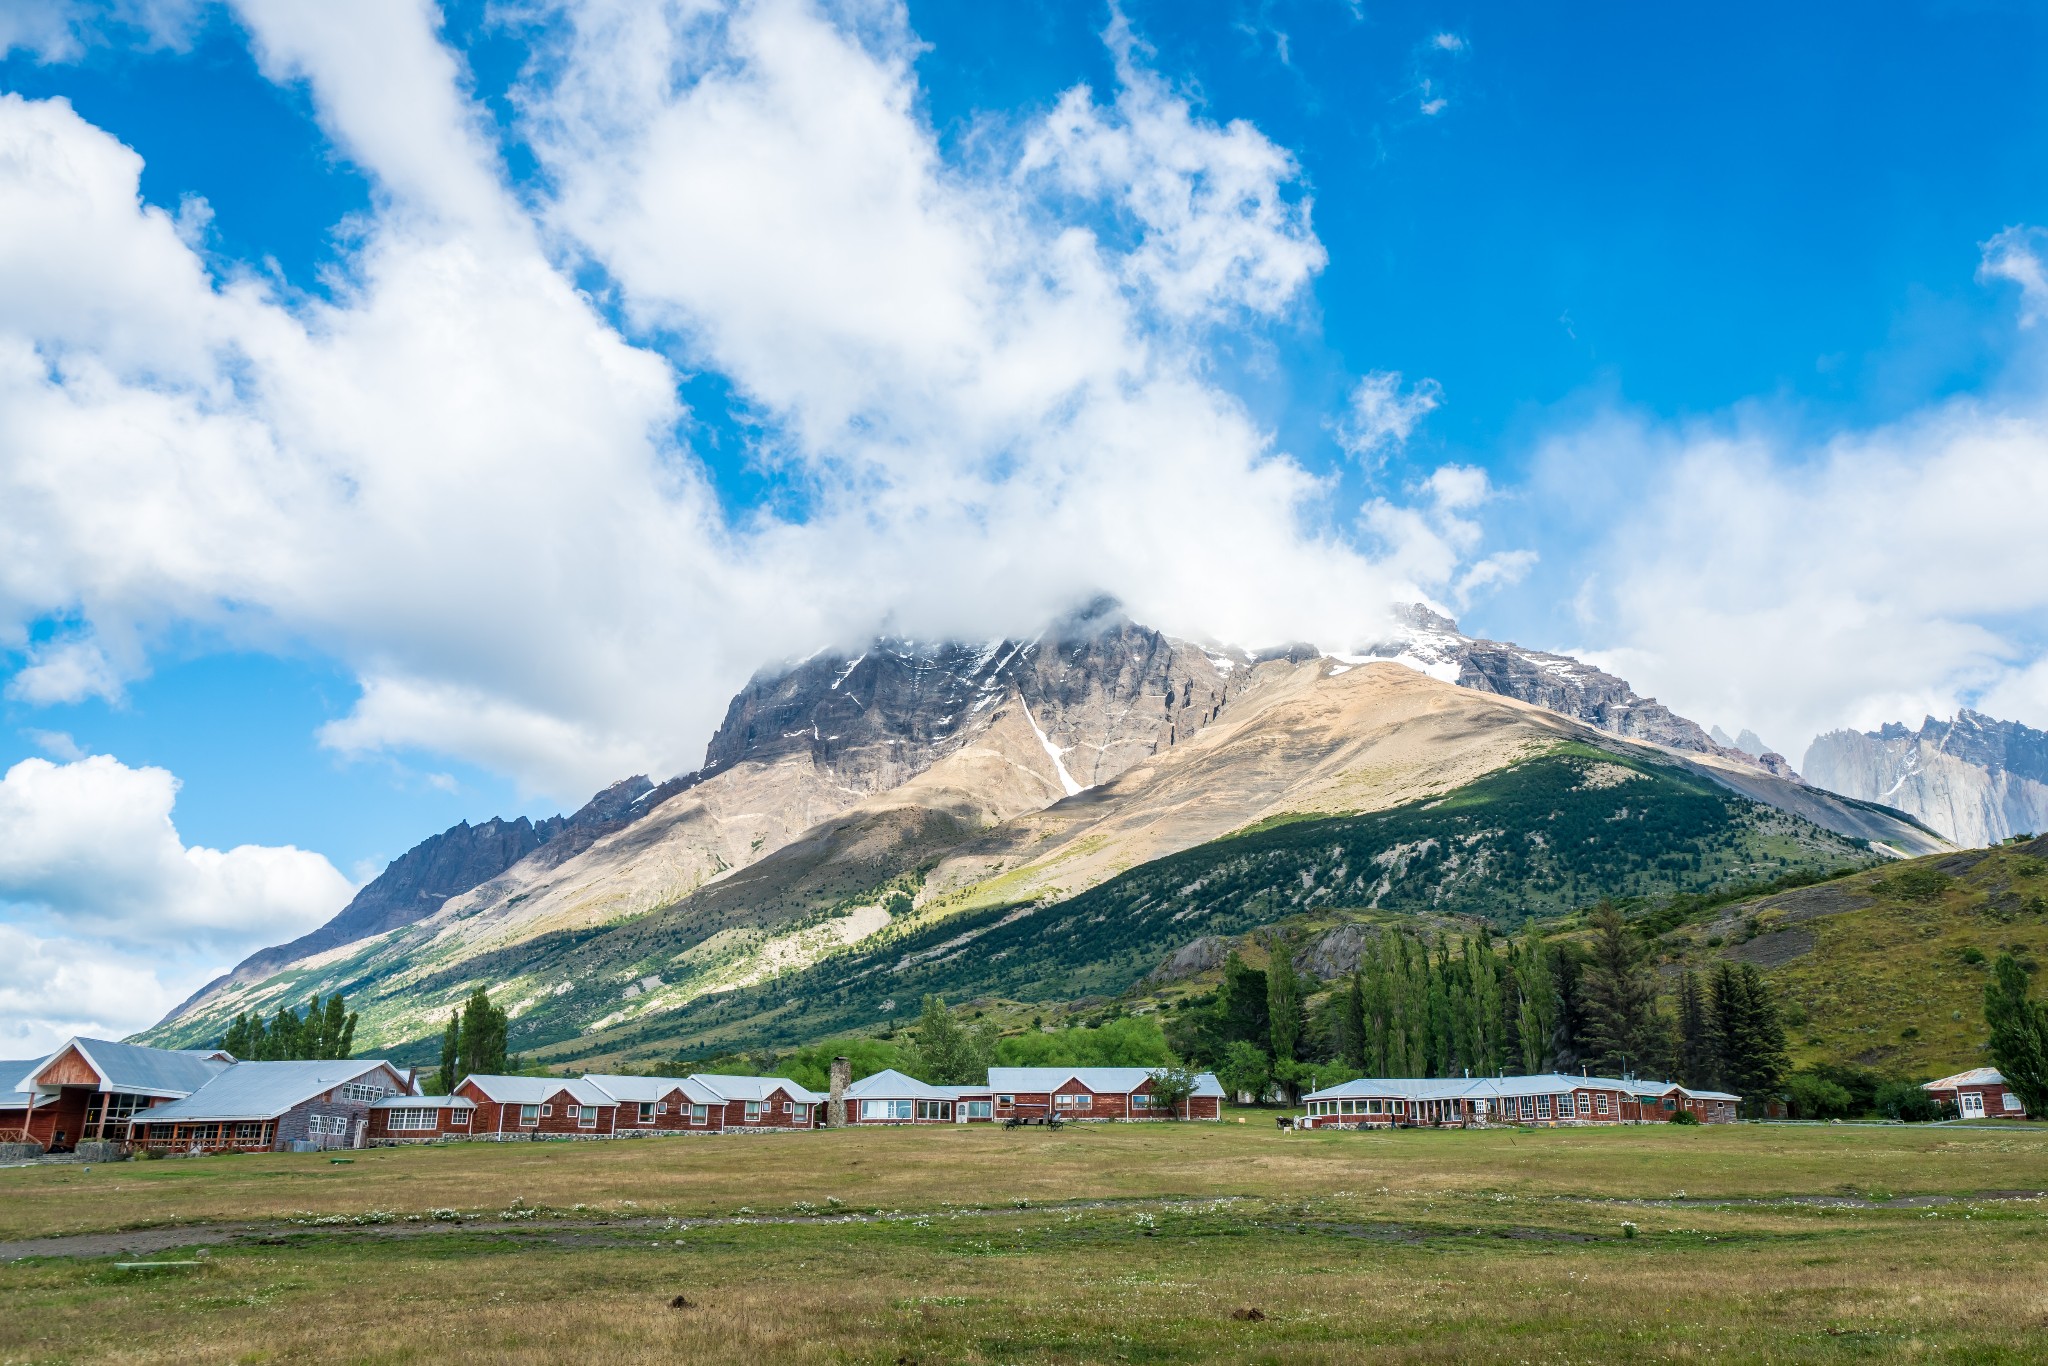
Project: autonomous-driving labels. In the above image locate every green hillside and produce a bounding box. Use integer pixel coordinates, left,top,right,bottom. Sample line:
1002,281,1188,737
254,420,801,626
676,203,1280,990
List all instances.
509,748,1875,1067
1638,834,2048,1077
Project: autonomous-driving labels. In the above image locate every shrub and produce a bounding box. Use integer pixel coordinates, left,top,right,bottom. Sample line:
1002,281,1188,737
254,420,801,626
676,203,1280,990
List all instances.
1961,947,1987,966
1875,1079,1940,1123
1883,867,1951,902
1669,1109,1701,1125
1785,1071,1855,1119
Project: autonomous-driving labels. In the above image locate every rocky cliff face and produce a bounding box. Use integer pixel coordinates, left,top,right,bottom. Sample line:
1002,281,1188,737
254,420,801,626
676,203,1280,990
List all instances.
1366,605,1800,777
1802,710,2048,848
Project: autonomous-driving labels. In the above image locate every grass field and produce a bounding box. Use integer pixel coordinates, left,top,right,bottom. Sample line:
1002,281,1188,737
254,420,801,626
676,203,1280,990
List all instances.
3,1120,2045,1363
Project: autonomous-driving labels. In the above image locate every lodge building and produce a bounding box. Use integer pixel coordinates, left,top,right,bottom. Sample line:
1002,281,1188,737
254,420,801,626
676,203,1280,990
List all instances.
1300,1073,1740,1127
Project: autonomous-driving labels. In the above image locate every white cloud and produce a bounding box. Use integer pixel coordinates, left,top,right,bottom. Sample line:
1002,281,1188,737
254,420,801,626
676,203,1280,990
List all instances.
1555,384,2048,762
1431,32,1466,53
0,753,352,942
20,729,84,761
0,752,353,1050
1334,369,1443,462
0,0,1505,820
1980,225,2048,328
0,923,182,1056
1362,463,1532,609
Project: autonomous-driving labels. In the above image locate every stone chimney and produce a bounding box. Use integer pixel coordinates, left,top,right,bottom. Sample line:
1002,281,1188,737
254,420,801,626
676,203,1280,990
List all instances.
828,1055,851,1127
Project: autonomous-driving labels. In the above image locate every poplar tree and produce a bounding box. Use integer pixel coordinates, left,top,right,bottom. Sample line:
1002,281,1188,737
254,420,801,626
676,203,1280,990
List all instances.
1983,954,2048,1115
457,987,509,1077
1266,943,1304,1064
1512,928,1560,1075
437,1012,462,1093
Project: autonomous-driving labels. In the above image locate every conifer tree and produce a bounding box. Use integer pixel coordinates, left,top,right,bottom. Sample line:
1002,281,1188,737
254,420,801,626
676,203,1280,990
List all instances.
1578,902,1668,1077
1710,962,1787,1102
458,987,509,1077
1675,968,1720,1089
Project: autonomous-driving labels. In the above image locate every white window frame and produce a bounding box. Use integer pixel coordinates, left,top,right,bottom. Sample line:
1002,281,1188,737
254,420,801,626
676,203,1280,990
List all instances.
793,1103,810,1123
450,1109,469,1127
638,1102,656,1124
2004,1092,2023,1112
964,1100,992,1119
995,1094,1014,1107
1055,1092,1092,1109
744,1100,763,1120
689,1104,709,1125
1130,1092,1151,1108
1595,1092,1609,1115
541,1104,554,1117
579,1106,598,1130
1536,1095,1553,1120
914,1100,951,1121
519,1104,540,1127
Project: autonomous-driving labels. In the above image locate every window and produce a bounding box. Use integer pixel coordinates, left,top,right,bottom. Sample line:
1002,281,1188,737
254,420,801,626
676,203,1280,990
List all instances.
307,1115,348,1137
792,1104,811,1123
1130,1092,1151,1108
996,1094,1014,1107
2004,1092,2023,1112
337,1082,388,1104
781,1099,792,1113
386,1108,438,1132
1055,1093,1092,1109
451,1109,469,1126
690,1104,709,1124
1392,1101,1404,1115
1367,1099,1383,1115
1536,1096,1552,1119
915,1100,951,1121
1559,1093,1576,1118
1661,1096,1677,1111
744,1101,762,1120
520,1105,540,1127
236,1122,265,1142
656,1102,668,1115
861,1100,913,1121
964,1101,992,1119
1595,1093,1609,1115
638,1103,656,1124
541,1104,554,1117
579,1106,597,1129
567,1105,581,1119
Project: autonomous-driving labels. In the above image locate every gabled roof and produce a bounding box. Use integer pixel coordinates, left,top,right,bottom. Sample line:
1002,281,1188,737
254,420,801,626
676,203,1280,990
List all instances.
585,1074,722,1105
1925,1067,2006,1090
18,1038,232,1098
459,1074,616,1106
2,1059,47,1110
987,1067,1225,1099
133,1061,404,1124
688,1073,825,1104
845,1069,955,1101
372,1093,475,1110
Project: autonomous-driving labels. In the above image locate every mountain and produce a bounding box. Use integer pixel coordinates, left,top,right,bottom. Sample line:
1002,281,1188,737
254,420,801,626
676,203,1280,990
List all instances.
1803,710,2048,848
144,604,1945,1064
1369,606,1802,777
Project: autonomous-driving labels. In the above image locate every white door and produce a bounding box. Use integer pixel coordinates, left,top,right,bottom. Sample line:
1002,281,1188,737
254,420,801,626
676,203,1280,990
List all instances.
1959,1091,1985,1118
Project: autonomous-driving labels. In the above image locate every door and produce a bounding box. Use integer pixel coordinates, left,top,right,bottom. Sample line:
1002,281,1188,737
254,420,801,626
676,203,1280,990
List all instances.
1959,1091,1985,1118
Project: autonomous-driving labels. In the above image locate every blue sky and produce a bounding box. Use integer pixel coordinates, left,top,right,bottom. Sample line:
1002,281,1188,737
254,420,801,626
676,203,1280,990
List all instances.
1,0,2045,1047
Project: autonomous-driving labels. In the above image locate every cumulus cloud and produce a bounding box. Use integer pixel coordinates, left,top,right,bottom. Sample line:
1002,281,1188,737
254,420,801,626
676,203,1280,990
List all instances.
0,752,353,1050
1364,464,1533,609
1554,354,2048,760
0,0,1506,803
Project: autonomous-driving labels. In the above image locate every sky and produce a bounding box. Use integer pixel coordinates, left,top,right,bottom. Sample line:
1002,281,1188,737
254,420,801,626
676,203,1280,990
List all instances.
1,0,2045,1052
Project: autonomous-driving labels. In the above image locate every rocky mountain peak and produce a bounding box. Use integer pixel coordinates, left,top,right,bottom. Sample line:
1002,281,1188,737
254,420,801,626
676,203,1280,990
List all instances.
1803,710,2048,847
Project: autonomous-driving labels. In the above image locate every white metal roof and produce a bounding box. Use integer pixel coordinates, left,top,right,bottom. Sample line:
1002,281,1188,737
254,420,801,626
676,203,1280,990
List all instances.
987,1067,1225,1099
688,1073,825,1104
1302,1073,1712,1104
17,1038,232,1098
585,1074,723,1105
132,1061,405,1124
844,1069,955,1101
371,1094,475,1110
460,1074,617,1106
1925,1067,2006,1090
